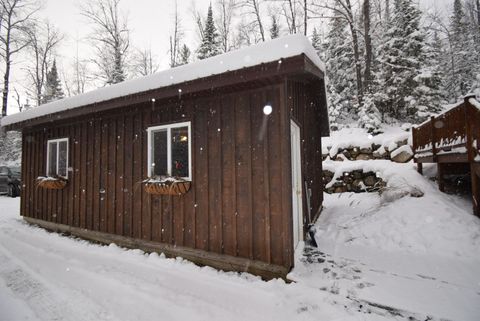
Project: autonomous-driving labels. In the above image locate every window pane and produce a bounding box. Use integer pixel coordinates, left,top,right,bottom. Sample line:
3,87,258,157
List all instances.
152,130,168,176
58,141,68,177
48,142,57,176
171,126,189,177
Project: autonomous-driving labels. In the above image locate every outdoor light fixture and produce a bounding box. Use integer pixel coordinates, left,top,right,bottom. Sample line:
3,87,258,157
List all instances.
263,104,272,115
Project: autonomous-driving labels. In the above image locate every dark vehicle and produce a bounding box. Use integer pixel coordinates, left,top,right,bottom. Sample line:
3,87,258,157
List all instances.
0,166,21,197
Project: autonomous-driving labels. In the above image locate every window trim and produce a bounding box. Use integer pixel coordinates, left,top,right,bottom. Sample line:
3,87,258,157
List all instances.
147,121,192,180
46,137,69,179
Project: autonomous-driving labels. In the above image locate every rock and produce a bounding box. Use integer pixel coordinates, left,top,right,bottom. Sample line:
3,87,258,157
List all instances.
391,145,413,163
323,170,334,178
343,175,354,184
373,146,388,159
396,138,408,147
362,171,376,178
372,143,382,151
335,154,347,161
364,175,377,186
326,187,335,194
359,147,372,154
352,179,365,192
356,153,372,160
334,185,348,193
410,187,424,198
342,150,352,160
352,170,363,179
350,147,359,158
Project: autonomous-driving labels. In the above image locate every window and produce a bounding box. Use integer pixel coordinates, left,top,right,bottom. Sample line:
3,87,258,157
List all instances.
46,138,69,178
147,122,192,180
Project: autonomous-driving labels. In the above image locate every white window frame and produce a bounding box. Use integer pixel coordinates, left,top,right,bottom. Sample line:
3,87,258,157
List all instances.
46,138,69,179
147,121,192,180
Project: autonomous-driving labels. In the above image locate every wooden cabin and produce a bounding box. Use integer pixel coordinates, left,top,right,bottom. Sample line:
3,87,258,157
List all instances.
1,35,329,279
412,95,480,217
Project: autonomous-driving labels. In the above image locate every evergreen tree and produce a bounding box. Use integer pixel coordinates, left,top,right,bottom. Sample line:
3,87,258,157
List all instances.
270,15,279,39
411,31,445,120
358,93,382,133
197,4,221,60
375,0,425,121
446,0,473,98
43,60,65,104
311,27,321,57
323,13,356,129
179,44,191,66
446,0,480,101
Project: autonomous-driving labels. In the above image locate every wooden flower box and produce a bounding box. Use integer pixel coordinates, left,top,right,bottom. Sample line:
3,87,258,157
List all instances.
36,176,68,190
143,177,191,196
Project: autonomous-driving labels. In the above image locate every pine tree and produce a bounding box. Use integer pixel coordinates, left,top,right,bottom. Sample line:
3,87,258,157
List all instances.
375,0,425,121
358,93,382,133
311,27,321,57
270,15,279,39
179,44,191,66
197,4,221,60
43,60,65,104
446,0,480,101
411,31,445,120
447,0,473,98
323,13,356,129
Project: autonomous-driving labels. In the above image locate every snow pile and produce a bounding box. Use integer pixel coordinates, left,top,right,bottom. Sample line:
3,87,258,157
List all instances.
316,163,480,259
1,34,324,127
323,126,411,157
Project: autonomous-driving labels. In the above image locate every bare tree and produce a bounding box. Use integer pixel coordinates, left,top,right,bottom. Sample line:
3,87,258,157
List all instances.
0,0,40,117
169,0,183,67
363,0,372,91
133,47,159,76
215,0,237,52
239,0,266,41
80,0,129,85
25,20,63,106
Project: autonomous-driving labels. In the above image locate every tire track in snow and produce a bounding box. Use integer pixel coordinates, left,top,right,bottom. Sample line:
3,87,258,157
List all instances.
0,219,320,321
0,245,113,321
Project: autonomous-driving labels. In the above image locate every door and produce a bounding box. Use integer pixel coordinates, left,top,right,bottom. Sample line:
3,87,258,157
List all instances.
290,120,303,250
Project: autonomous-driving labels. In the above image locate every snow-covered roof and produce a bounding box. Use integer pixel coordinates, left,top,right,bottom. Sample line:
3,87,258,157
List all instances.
1,34,325,127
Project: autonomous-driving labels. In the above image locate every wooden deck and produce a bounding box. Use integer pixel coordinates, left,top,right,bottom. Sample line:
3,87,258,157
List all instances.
412,95,480,217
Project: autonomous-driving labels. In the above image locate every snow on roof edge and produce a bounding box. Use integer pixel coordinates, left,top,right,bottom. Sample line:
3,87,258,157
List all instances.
1,34,325,127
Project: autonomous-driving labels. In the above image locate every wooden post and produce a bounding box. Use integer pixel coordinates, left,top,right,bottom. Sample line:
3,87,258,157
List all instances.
463,97,474,162
417,162,423,175
471,165,479,217
430,116,437,162
437,163,445,193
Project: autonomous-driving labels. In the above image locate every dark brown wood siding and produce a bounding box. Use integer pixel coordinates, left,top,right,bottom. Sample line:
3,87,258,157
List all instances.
20,82,300,269
287,79,326,223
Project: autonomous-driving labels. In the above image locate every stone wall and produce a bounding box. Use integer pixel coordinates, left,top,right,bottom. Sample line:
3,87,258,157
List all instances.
323,170,386,194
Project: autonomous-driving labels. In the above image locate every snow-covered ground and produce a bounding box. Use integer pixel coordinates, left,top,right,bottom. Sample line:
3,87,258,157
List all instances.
1,160,480,320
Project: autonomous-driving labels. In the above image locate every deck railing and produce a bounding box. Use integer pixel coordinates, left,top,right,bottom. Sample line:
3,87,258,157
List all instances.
412,95,480,162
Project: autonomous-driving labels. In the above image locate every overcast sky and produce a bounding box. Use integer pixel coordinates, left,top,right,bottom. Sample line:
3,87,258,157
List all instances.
7,0,453,114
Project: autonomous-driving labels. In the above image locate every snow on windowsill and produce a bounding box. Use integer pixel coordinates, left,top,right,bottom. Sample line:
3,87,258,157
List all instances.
1,34,325,127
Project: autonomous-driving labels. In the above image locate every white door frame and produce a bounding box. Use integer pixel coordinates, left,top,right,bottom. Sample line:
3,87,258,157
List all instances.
290,120,304,251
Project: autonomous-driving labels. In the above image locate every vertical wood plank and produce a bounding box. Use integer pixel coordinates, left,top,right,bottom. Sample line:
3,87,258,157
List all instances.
221,94,237,257
116,115,125,235
80,122,88,229
208,99,222,253
108,117,117,234
123,114,134,237
194,103,209,251
133,111,143,239
141,105,152,240
235,93,253,259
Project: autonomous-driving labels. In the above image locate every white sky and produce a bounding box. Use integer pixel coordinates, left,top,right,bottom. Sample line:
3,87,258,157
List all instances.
6,0,452,114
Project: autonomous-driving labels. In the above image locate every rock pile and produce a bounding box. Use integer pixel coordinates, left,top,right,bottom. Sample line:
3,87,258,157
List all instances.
323,170,387,194
323,138,414,163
